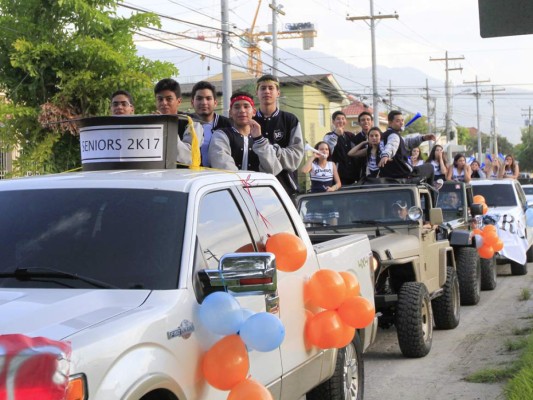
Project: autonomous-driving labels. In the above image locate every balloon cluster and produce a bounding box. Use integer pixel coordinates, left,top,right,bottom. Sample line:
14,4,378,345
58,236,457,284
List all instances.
473,195,504,259
304,270,375,349
199,232,308,398
199,292,283,399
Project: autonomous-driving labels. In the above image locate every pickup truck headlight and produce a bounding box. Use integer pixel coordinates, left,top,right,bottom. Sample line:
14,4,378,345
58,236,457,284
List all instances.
66,374,87,400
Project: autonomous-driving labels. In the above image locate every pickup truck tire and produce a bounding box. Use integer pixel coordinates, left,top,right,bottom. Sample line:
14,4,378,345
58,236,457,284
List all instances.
307,333,364,400
510,259,528,276
527,245,533,263
480,255,497,290
432,266,460,330
454,247,481,305
395,282,433,358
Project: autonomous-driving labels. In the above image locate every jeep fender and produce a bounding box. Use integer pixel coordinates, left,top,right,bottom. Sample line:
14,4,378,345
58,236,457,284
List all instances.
449,229,473,247
439,247,456,287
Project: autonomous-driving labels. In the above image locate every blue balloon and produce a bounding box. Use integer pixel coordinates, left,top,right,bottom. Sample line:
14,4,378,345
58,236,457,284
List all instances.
526,208,533,227
198,292,244,336
239,312,285,352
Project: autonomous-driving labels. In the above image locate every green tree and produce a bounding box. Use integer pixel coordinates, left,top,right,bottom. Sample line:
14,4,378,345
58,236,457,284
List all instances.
0,0,178,175
516,127,533,172
462,132,515,158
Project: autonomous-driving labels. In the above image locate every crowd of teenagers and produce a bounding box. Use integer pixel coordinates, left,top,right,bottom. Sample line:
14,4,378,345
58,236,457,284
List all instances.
110,75,303,196
301,109,519,193
109,78,518,196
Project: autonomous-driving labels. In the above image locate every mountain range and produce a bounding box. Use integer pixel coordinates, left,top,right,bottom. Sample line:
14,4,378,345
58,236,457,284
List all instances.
138,46,530,145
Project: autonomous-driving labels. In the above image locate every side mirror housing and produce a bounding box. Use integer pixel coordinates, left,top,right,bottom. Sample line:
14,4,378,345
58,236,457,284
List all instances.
200,252,277,295
470,203,484,216
430,208,444,225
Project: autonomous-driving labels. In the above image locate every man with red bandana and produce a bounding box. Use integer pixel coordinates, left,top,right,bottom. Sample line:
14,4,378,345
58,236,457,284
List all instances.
252,74,304,195
209,91,271,171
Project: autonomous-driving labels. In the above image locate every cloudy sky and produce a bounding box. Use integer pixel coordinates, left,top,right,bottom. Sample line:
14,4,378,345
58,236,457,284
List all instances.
124,0,533,143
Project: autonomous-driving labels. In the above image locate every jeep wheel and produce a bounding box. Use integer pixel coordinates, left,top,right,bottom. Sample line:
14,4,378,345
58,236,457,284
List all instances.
454,247,481,305
510,259,528,276
432,266,460,330
395,282,433,358
480,255,497,290
307,333,364,400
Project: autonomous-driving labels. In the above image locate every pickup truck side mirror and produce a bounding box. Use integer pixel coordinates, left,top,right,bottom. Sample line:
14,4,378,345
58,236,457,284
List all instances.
199,252,277,295
430,208,444,225
470,203,484,216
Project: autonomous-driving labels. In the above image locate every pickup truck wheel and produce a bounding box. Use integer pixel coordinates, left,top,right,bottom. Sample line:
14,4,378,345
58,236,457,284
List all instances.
454,247,481,305
306,333,364,400
395,282,433,358
510,259,528,276
527,245,533,263
480,255,497,290
432,266,460,330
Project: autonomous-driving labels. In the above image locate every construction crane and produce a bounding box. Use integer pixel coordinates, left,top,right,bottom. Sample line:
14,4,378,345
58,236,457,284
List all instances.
134,1,317,77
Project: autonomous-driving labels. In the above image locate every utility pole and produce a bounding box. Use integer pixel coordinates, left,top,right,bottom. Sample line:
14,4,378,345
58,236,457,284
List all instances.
482,85,505,154
347,0,398,125
386,80,397,111
221,0,232,116
422,78,437,150
464,76,490,160
521,106,533,136
430,51,464,161
269,0,286,77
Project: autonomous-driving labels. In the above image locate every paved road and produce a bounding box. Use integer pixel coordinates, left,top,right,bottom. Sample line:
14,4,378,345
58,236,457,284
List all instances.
364,263,533,400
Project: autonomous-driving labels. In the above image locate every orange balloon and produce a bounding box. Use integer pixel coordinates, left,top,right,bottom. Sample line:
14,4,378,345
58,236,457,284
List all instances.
473,195,486,204
340,271,361,297
336,320,356,349
483,230,499,245
337,296,375,329
228,379,274,400
493,239,504,252
307,269,347,310
478,245,495,259
472,228,483,236
306,310,346,349
482,203,489,215
202,335,249,391
483,224,497,234
303,309,315,351
266,232,307,272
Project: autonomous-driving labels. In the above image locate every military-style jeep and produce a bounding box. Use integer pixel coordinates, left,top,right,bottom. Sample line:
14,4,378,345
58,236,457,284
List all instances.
298,183,459,358
436,181,489,299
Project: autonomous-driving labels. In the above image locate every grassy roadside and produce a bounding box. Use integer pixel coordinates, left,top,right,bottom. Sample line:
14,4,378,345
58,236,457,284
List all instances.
464,288,532,399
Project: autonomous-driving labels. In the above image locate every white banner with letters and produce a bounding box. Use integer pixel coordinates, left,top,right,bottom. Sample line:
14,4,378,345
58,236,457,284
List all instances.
80,124,164,163
495,214,528,265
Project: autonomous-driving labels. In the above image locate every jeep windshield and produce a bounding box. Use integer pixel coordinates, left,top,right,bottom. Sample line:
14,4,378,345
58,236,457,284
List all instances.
436,183,464,222
299,189,416,229
0,188,186,290
472,184,517,207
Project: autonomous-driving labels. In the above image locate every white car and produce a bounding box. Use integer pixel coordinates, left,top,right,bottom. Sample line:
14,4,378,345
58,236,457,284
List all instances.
521,184,533,204
471,179,533,275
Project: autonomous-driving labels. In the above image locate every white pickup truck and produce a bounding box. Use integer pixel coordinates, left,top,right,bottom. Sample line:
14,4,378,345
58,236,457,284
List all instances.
0,167,377,400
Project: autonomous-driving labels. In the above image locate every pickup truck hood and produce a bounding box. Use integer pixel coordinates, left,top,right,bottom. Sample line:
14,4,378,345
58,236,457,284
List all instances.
370,233,421,261
0,289,150,340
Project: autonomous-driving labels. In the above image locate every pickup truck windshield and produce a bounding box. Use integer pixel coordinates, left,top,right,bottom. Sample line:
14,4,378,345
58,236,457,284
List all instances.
0,188,186,289
299,189,415,227
472,184,517,207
